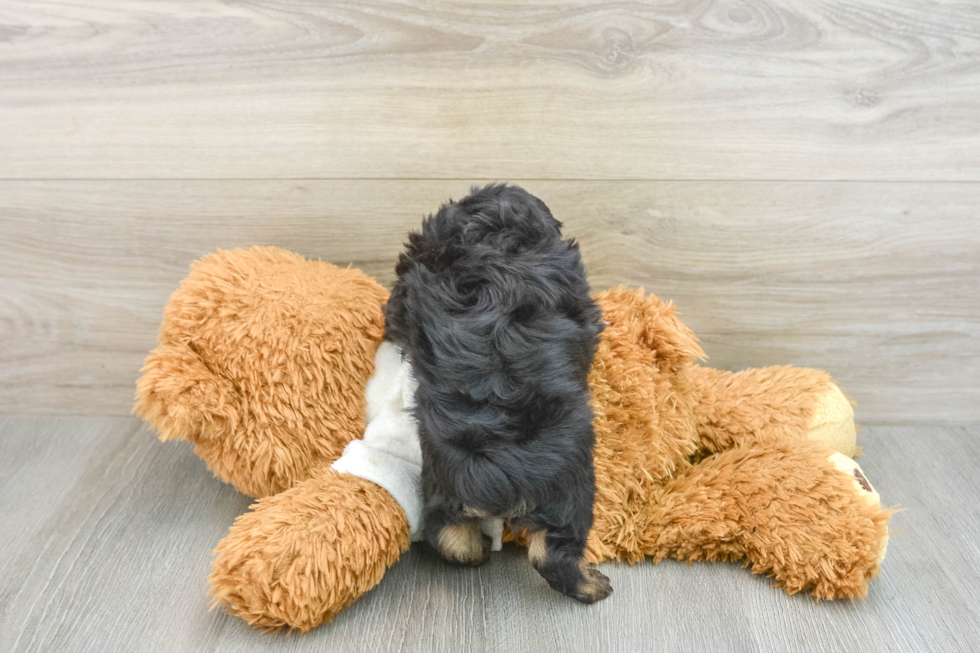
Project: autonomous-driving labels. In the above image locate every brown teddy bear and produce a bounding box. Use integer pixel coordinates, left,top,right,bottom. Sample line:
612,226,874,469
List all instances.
135,246,890,632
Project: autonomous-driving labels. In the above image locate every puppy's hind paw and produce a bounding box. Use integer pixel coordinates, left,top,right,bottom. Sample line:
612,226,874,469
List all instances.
575,567,613,604
436,523,492,567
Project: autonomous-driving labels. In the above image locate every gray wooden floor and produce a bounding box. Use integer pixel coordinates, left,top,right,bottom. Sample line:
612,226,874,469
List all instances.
1,416,977,653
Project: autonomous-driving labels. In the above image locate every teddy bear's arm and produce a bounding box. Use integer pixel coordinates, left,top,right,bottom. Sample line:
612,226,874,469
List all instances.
208,341,426,633
209,340,511,632
209,471,411,632
688,365,856,457
642,439,890,599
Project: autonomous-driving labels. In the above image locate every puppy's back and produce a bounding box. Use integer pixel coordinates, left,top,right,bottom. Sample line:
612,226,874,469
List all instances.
385,184,602,508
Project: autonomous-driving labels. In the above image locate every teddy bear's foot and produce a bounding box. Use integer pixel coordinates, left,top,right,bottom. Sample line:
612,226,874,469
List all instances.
806,384,857,457
827,452,888,564
690,366,858,457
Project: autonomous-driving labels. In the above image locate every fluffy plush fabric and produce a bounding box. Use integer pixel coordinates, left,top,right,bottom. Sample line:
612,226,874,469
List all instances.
642,440,890,599
585,287,704,563
690,365,856,456
134,247,388,497
135,247,891,632
209,472,410,631
582,288,888,597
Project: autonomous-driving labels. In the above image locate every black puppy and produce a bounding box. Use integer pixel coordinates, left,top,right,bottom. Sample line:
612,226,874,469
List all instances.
384,184,611,603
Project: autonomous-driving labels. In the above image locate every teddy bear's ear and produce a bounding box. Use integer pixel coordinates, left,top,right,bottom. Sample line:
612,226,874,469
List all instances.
134,341,240,446
133,340,273,497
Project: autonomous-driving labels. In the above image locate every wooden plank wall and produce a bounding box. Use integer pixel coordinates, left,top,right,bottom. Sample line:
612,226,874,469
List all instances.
1,1,978,422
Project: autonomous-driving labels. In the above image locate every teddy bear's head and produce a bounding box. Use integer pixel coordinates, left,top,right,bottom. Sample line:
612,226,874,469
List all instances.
135,247,389,497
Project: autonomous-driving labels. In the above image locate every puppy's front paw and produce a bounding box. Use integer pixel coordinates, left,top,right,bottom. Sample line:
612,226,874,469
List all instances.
575,567,613,604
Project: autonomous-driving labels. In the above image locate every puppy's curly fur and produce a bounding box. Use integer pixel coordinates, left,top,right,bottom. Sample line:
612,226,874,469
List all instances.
384,184,611,603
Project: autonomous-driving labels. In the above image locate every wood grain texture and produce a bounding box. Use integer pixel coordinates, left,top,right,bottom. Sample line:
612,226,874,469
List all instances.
0,416,254,653
2,180,977,422
1,1,979,180
2,417,978,652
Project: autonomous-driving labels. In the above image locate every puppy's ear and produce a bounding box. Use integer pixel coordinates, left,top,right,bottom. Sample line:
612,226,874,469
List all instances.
383,280,409,346
385,261,437,351
386,237,431,345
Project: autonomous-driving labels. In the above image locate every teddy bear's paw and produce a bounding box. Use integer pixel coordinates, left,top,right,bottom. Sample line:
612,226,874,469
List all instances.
828,452,888,564
806,384,857,457
210,472,411,632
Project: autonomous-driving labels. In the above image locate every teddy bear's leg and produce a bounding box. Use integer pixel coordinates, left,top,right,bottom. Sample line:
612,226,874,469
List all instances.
688,365,856,456
643,440,890,599
209,470,411,632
